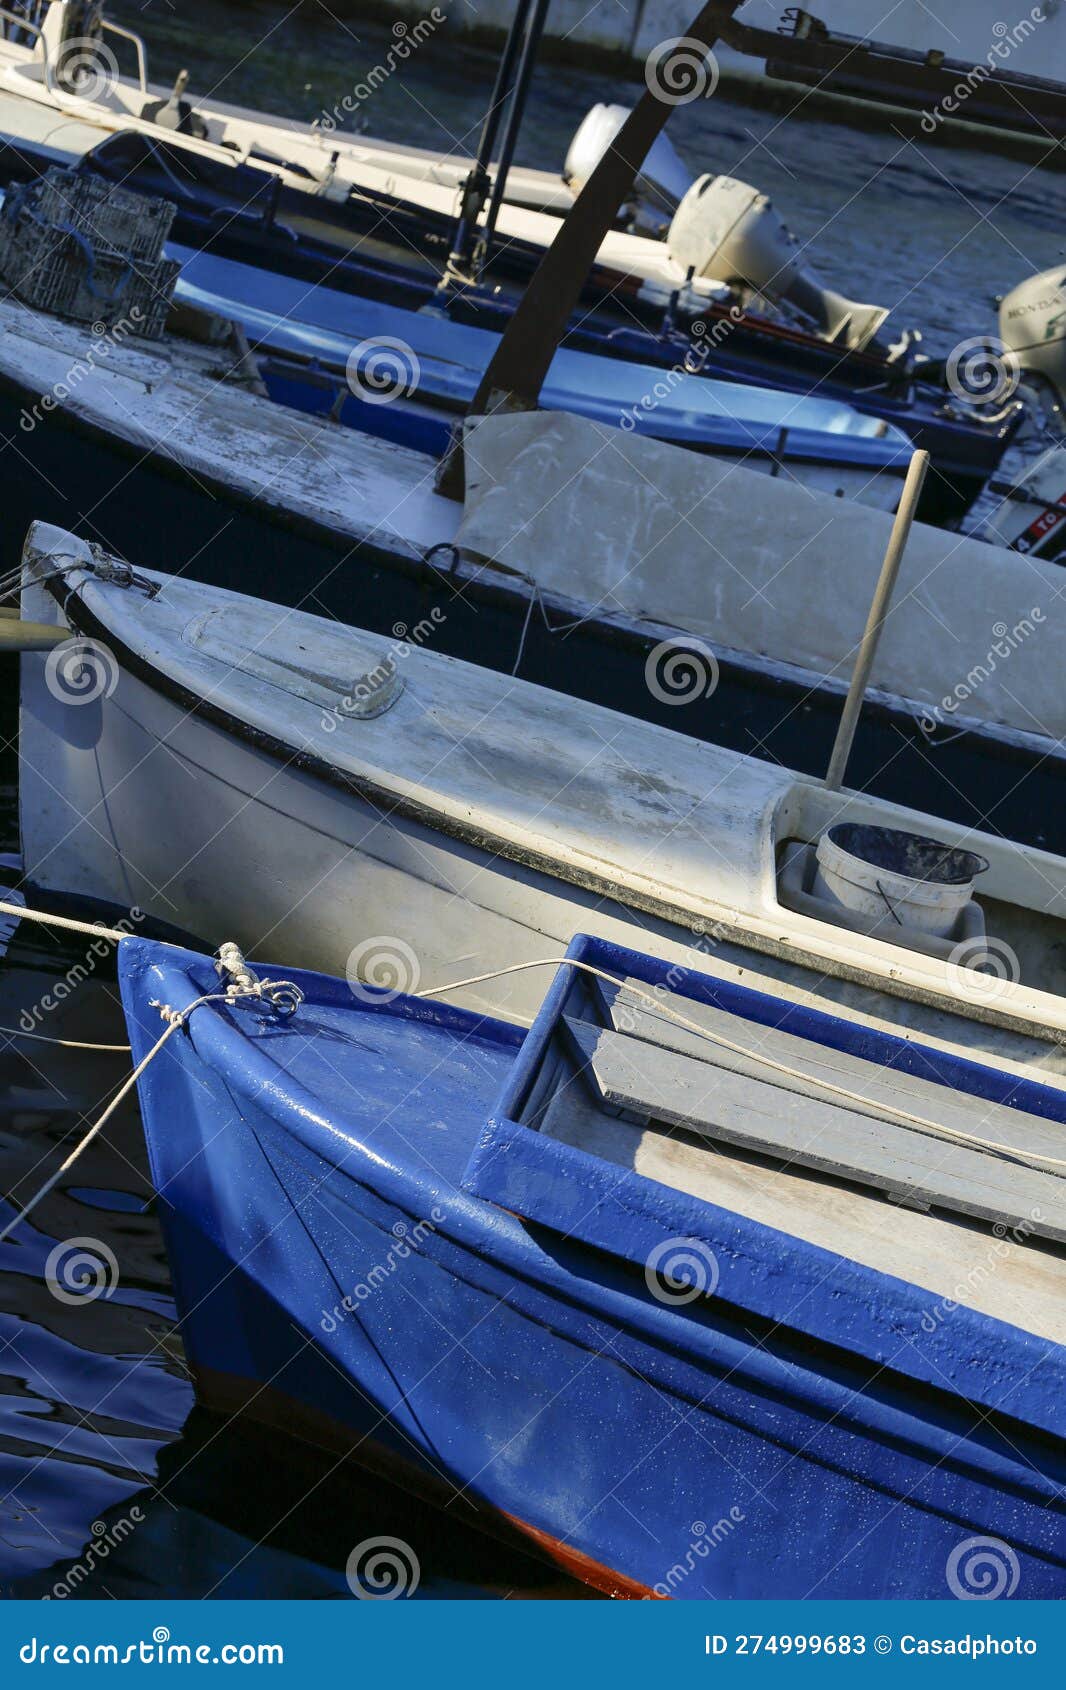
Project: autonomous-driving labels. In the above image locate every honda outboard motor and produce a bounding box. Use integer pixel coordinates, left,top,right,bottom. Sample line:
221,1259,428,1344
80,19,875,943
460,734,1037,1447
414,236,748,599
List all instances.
999,265,1066,412
564,104,694,233
668,175,889,351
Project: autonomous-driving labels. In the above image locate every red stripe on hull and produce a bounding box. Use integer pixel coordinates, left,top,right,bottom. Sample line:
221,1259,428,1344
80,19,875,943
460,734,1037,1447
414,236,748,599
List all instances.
192,1364,660,1601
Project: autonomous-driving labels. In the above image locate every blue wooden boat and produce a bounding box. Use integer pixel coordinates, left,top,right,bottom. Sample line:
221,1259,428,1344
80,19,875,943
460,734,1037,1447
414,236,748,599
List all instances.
119,929,1066,1600
167,241,914,494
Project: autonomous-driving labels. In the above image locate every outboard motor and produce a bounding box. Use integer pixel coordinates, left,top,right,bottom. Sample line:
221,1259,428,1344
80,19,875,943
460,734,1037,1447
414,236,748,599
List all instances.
564,104,694,233
43,0,108,96
998,265,1066,412
668,174,889,351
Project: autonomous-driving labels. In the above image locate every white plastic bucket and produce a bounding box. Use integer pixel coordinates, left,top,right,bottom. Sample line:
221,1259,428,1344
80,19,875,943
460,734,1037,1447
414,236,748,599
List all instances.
814,824,987,940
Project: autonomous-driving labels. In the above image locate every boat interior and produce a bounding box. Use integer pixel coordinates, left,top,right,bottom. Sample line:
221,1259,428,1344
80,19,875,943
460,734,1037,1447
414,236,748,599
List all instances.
478,936,1066,1348
140,926,1066,1359
773,780,1066,1008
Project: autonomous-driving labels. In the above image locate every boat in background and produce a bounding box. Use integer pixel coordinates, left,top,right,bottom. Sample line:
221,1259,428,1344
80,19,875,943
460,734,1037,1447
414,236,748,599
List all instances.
722,2,1066,143
0,3,744,304
118,925,1066,1598
0,4,1036,522
0,164,918,506
0,107,1024,521
166,237,912,497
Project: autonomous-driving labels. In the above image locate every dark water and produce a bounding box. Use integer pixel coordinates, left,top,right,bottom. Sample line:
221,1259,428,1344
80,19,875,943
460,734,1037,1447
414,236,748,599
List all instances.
110,0,1066,353
0,895,588,1600
1,0,1065,1602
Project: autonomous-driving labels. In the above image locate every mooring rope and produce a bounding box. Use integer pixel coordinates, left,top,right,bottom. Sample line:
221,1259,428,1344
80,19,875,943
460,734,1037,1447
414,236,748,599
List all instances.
1,903,1064,1200
415,957,1066,1176
0,996,216,1247
0,898,128,945
0,941,304,1244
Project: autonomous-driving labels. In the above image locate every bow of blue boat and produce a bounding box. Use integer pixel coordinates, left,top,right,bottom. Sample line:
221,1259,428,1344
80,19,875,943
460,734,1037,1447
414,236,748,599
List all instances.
118,931,1066,1600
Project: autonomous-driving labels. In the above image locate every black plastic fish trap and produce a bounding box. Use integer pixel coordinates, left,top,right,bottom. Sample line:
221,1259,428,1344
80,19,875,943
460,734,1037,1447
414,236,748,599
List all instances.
31,168,176,264
0,168,179,337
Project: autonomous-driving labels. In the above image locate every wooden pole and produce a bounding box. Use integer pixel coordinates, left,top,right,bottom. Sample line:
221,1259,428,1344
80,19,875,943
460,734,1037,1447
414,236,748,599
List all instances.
824,448,930,793
0,619,69,650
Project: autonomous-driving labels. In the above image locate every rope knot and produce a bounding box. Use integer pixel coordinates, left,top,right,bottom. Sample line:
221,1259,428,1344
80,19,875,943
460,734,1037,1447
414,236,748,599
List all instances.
150,1000,187,1028
215,940,257,992
214,943,303,1019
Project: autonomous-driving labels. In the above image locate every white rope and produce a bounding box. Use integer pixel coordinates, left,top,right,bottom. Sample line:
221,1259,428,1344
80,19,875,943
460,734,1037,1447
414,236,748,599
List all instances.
0,899,133,1048
0,980,288,1245
2,899,1062,1183
416,957,1066,1174
0,995,219,1247
0,929,304,1243
0,1023,130,1051
0,898,127,945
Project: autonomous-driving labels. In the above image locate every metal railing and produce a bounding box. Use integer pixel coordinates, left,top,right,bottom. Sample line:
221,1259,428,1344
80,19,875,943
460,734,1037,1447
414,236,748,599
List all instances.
101,17,147,94
0,8,148,97
0,6,51,88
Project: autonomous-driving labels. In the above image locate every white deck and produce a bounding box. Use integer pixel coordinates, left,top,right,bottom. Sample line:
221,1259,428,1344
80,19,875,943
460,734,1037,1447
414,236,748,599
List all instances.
0,297,455,563
21,526,1066,1061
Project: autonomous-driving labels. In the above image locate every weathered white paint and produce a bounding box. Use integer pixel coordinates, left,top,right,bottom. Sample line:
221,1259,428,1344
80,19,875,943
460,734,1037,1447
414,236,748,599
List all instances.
459,411,1064,751
19,526,1066,1085
0,295,457,562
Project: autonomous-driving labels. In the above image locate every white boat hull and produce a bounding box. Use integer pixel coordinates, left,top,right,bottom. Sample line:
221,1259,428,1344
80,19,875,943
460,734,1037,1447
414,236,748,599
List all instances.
18,531,1066,1086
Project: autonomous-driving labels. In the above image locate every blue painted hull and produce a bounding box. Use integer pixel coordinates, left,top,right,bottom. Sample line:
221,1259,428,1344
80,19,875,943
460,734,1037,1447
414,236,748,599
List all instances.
119,938,1066,1600
170,245,913,474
